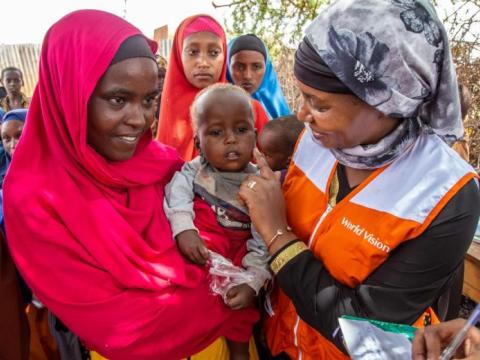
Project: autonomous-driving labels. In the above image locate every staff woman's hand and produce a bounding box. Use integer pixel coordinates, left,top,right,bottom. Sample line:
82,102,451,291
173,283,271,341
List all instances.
412,318,480,360
239,149,290,245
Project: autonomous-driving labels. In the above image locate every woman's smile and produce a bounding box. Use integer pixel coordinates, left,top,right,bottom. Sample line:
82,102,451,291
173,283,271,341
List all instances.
115,133,141,143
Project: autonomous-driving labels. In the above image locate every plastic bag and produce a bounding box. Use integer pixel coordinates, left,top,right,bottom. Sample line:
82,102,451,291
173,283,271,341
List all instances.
208,251,254,303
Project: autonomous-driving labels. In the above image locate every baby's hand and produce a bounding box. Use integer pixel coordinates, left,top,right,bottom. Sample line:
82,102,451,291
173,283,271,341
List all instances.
226,284,256,310
176,230,209,265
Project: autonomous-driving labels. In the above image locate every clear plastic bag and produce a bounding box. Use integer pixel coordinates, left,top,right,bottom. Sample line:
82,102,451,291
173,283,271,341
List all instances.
207,251,254,303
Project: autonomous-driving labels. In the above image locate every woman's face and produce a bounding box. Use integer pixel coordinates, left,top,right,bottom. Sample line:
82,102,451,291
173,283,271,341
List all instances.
87,57,158,162
1,120,24,156
181,31,224,89
296,80,400,149
229,50,266,94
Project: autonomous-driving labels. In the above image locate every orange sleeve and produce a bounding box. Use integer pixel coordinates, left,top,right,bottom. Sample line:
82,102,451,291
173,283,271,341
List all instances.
252,99,269,133
451,140,469,162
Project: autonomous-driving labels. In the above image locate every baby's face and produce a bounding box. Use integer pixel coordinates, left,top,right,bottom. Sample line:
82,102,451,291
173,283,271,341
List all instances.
258,129,290,171
196,92,255,172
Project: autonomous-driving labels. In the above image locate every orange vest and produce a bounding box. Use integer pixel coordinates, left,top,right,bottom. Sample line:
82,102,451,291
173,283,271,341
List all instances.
265,129,477,360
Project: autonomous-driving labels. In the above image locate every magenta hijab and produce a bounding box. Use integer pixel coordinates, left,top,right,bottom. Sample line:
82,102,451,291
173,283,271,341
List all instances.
3,10,255,359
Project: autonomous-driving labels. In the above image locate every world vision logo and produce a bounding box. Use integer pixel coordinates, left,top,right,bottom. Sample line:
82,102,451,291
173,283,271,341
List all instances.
341,217,391,253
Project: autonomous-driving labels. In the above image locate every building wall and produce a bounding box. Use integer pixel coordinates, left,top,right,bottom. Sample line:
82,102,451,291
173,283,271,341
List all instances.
0,40,173,98
157,38,173,60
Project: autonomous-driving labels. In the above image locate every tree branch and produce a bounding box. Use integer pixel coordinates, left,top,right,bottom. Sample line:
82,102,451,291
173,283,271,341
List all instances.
212,0,244,8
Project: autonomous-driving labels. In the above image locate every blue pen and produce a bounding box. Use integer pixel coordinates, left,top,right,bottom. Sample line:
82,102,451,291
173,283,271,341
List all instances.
439,303,480,360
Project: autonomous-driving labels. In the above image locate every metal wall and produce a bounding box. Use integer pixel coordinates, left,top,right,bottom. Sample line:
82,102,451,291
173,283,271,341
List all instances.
0,41,173,98
157,38,173,61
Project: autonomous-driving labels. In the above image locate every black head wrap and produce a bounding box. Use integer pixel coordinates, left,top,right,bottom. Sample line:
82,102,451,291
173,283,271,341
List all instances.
110,35,155,66
294,37,353,94
229,34,267,61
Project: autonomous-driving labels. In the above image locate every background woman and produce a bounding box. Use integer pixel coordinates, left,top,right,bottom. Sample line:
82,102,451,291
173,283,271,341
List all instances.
227,34,290,119
157,15,268,161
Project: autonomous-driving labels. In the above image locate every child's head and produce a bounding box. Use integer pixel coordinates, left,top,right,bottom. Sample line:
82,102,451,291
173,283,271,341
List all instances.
181,16,225,89
258,115,305,171
191,83,255,172
1,109,27,157
155,55,167,93
1,67,24,96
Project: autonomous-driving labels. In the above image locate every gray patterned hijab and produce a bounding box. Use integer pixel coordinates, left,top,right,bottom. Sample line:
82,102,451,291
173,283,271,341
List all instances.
297,0,462,169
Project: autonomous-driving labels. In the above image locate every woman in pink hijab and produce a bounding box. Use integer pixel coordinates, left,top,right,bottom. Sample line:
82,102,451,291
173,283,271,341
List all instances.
3,10,257,360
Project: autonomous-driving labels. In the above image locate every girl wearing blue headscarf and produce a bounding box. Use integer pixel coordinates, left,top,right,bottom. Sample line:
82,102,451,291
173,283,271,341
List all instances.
2,109,27,158
2,108,60,359
0,108,6,188
0,109,26,187
227,34,290,119
0,108,29,358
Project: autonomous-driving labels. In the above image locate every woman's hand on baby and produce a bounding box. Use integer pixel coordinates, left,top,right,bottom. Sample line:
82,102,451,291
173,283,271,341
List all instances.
239,148,289,242
176,230,209,265
226,284,255,310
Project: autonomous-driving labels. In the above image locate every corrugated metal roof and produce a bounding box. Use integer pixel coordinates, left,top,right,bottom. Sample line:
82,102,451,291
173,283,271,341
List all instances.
0,44,41,97
0,42,173,97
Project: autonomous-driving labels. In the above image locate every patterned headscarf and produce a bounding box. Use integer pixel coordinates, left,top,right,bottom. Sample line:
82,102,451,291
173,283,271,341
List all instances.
296,0,461,169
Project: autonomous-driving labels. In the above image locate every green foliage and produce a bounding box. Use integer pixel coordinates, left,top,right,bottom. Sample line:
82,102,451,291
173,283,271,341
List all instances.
218,0,480,165
217,0,329,56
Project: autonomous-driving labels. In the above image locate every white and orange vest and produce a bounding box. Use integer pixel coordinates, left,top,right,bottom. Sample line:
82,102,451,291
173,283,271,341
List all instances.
265,128,477,360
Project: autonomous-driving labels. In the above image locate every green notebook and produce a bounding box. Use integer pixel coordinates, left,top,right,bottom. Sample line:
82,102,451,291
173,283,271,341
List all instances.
340,315,417,341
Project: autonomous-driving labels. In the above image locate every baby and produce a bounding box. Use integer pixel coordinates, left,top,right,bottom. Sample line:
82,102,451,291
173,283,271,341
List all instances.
164,83,270,358
258,114,305,172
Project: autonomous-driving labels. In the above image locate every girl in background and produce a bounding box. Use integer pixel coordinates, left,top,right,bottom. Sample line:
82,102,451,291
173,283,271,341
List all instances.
2,109,27,158
157,15,268,161
227,34,290,119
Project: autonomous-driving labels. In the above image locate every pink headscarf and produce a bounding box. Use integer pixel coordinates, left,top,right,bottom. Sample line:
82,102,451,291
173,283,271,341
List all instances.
156,15,228,161
183,15,224,38
4,10,256,359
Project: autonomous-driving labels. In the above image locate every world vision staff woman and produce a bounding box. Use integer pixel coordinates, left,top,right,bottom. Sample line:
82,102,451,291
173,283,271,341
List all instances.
238,0,480,359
